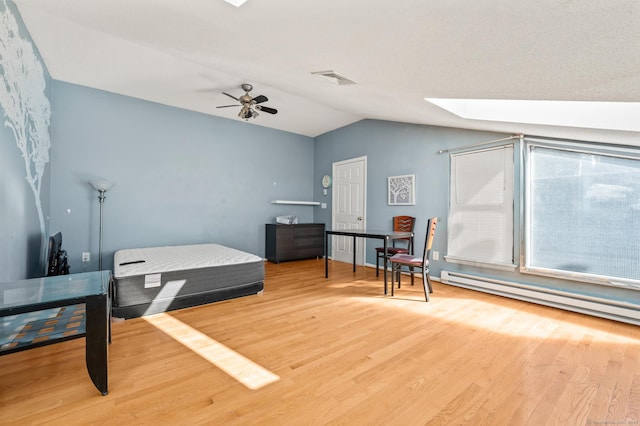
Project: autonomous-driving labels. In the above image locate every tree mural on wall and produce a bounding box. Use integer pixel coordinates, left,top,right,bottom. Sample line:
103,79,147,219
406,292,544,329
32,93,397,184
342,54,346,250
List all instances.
0,0,51,264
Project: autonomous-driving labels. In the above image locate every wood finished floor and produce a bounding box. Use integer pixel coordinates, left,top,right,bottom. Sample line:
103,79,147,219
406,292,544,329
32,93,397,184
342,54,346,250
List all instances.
1,259,640,425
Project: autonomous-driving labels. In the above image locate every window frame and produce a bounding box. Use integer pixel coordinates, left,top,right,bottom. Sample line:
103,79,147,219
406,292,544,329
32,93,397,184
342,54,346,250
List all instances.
520,138,640,290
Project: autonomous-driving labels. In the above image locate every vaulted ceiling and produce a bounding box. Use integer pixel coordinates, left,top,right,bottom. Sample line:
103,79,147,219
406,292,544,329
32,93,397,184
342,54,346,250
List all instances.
14,0,640,144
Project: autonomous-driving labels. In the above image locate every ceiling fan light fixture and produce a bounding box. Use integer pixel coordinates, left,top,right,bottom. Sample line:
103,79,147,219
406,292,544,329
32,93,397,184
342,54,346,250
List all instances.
311,70,356,85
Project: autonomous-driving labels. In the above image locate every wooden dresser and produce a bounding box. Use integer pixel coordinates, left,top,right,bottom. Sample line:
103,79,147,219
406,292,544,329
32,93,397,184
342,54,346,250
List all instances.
265,223,325,263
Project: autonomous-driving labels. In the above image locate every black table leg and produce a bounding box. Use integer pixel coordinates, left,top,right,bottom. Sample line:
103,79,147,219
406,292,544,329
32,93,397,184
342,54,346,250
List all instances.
108,277,113,344
86,293,109,396
325,232,329,278
383,237,388,295
352,235,357,272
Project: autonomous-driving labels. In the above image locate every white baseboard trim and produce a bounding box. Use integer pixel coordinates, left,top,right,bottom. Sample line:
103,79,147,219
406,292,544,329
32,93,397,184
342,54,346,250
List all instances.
440,270,640,326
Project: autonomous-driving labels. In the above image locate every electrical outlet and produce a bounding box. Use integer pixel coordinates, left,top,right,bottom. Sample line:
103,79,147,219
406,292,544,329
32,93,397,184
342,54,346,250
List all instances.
82,252,90,262
432,251,439,261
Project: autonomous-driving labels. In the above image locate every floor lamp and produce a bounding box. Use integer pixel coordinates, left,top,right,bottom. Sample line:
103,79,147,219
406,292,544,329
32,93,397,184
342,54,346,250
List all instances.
90,180,114,271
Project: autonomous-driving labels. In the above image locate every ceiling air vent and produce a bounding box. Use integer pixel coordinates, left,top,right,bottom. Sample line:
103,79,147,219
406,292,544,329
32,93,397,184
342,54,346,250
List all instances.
311,70,356,85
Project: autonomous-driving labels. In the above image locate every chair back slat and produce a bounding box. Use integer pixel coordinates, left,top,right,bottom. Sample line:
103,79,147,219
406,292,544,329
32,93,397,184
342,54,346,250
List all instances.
394,216,415,233
423,217,438,263
392,216,415,250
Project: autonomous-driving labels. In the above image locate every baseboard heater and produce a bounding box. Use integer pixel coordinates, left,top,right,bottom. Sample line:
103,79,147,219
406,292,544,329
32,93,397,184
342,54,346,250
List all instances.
440,270,640,326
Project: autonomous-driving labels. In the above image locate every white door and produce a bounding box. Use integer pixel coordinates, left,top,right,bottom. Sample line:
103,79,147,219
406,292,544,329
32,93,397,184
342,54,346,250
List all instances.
332,156,367,265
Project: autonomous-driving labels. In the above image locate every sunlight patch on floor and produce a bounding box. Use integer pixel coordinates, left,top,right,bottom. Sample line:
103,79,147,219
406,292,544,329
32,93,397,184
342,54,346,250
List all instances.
321,264,636,342
142,313,279,389
351,290,635,343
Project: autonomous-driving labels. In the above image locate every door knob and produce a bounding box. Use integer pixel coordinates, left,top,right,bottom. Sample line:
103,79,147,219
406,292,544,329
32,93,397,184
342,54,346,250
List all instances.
357,216,363,221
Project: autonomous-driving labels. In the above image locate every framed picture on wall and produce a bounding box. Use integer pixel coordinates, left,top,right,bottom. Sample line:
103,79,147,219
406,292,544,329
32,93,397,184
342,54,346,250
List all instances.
388,174,415,205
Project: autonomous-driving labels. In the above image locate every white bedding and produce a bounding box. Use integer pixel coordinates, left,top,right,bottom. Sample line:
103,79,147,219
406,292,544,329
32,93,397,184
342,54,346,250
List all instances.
114,243,262,278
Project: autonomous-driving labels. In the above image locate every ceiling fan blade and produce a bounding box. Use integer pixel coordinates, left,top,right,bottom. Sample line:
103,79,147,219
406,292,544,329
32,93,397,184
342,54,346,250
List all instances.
256,105,277,114
216,105,239,108
252,95,268,104
222,92,239,101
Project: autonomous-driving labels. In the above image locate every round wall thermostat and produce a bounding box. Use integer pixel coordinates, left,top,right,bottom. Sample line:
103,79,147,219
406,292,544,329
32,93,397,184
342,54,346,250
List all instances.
322,175,332,188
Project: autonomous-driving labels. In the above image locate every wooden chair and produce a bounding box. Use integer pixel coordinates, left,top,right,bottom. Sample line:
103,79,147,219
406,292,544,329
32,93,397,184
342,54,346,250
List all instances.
389,217,438,301
375,216,415,277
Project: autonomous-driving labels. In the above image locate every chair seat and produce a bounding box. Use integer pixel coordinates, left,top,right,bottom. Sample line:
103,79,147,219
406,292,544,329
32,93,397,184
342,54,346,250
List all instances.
389,253,430,268
375,247,409,255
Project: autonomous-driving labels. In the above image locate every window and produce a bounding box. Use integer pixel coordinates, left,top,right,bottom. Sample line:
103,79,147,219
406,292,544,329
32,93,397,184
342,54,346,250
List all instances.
523,141,640,287
446,145,515,269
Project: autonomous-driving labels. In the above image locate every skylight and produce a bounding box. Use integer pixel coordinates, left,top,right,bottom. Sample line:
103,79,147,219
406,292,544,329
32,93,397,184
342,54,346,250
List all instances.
426,98,640,132
224,0,249,7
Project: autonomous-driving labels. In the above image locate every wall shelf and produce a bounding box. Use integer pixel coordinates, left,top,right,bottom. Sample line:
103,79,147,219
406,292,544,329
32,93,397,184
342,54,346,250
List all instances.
271,200,320,206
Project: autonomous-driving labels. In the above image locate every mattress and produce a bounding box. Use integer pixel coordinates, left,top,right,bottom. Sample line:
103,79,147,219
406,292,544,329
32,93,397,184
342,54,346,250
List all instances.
112,244,264,319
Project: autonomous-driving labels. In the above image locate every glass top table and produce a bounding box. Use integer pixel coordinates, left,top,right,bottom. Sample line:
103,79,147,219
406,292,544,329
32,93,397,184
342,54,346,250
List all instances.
324,229,414,295
0,271,111,395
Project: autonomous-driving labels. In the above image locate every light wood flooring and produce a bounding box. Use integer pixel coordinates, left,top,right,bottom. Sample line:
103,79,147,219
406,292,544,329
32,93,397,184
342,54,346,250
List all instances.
1,259,640,425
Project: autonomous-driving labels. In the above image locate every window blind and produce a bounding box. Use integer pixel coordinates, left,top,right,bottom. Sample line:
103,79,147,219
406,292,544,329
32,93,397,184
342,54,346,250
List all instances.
447,145,514,267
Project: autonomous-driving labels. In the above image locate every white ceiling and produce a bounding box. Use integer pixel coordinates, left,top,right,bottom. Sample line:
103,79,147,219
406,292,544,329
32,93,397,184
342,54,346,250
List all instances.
13,0,640,144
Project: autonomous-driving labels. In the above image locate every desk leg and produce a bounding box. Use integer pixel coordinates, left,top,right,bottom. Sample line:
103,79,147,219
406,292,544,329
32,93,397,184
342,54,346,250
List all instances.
108,277,113,344
383,237,388,295
86,293,109,396
410,233,415,286
352,236,357,272
325,232,329,278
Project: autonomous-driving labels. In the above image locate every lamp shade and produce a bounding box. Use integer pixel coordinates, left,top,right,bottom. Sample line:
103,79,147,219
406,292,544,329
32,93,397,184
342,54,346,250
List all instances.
89,180,114,192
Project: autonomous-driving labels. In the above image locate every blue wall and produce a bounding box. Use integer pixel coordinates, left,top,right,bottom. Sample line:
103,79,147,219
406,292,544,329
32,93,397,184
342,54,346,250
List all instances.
0,0,51,281
49,82,314,272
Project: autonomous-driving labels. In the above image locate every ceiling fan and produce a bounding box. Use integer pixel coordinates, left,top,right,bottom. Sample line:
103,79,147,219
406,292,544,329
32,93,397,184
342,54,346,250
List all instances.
216,83,278,121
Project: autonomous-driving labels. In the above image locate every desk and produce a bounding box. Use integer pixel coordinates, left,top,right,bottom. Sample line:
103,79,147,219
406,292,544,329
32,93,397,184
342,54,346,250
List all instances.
0,271,110,395
325,229,414,295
